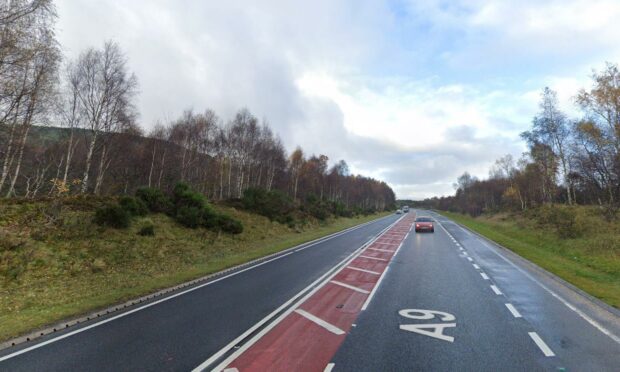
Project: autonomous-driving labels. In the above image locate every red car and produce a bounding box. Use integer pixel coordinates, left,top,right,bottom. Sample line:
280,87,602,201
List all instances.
415,217,434,233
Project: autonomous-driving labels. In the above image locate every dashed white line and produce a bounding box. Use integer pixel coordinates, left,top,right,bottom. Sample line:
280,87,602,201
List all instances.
347,266,380,275
359,255,388,261
324,363,335,372
466,257,473,262
330,280,370,294
505,303,522,318
473,264,480,270
491,285,503,295
528,332,555,357
295,309,345,335
480,272,489,280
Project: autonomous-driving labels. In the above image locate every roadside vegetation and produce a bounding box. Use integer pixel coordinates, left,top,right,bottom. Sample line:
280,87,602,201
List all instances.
0,195,388,341
440,206,620,309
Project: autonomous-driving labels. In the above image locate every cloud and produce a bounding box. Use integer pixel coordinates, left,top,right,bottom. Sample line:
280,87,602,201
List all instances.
54,0,620,200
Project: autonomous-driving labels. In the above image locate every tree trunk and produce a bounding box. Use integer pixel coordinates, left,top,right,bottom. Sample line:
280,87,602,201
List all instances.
81,131,98,194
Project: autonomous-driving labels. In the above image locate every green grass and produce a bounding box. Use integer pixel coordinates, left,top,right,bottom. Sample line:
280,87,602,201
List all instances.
439,209,620,309
0,198,388,341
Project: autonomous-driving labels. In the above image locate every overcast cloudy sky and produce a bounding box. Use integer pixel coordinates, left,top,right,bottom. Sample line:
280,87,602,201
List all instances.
55,0,620,199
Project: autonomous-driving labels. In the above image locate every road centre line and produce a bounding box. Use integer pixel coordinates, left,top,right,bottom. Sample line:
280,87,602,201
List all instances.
0,215,398,362
362,267,390,311
505,303,522,318
347,266,380,275
491,285,503,295
466,257,473,262
330,280,370,294
480,273,490,280
528,332,555,357
207,217,408,371
294,309,345,335
473,264,480,269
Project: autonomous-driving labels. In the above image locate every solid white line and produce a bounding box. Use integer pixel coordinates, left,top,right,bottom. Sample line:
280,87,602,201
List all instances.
473,264,480,270
207,216,407,371
468,232,620,345
330,280,370,294
362,267,389,311
480,272,489,280
491,285,503,295
324,363,335,372
528,332,555,357
294,309,345,335
359,255,388,261
223,368,239,372
505,303,522,318
0,215,396,363
367,247,395,253
347,266,380,275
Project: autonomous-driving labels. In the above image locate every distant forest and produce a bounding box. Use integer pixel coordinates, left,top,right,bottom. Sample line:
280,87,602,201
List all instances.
416,64,620,219
0,1,395,212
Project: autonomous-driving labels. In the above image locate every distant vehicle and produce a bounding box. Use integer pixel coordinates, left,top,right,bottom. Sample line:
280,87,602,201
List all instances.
402,206,409,213
415,216,434,233
396,209,403,214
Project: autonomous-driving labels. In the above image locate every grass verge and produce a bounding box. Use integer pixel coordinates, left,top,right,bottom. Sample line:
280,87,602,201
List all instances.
439,210,620,309
0,198,389,342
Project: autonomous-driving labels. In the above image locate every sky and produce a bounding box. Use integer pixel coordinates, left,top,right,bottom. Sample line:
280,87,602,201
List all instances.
54,0,620,199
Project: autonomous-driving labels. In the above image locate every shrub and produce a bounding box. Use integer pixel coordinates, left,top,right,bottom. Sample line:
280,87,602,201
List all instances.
94,204,131,229
137,218,155,236
119,196,148,216
241,187,295,221
175,206,203,228
173,182,206,210
535,205,580,239
135,187,172,213
216,213,244,234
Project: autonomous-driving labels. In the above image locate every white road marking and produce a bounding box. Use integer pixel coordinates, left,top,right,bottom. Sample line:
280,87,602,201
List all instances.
463,251,469,256
223,368,239,372
466,257,473,262
195,216,407,371
295,309,345,335
0,215,398,363
468,232,620,345
491,285,503,295
359,255,388,261
347,266,380,275
505,303,522,318
324,363,335,372
473,264,480,269
367,247,395,253
528,332,555,357
330,280,370,294
362,267,389,311
480,272,489,280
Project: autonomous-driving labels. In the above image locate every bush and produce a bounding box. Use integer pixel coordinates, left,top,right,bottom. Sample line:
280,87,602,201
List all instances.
94,204,131,229
216,213,244,234
137,218,155,236
119,196,148,216
135,187,172,213
175,206,203,228
173,182,206,210
534,205,581,239
241,187,295,222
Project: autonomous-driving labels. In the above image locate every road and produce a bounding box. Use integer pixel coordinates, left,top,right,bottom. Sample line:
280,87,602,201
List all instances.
1,210,619,371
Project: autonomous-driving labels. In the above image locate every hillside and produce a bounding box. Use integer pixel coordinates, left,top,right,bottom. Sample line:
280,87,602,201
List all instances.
0,197,388,341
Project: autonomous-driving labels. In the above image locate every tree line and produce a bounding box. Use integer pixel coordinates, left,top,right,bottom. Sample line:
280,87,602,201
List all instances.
417,63,620,219
0,1,395,213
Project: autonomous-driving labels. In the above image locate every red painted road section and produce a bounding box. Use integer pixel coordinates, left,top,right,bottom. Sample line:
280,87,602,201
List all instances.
222,214,416,372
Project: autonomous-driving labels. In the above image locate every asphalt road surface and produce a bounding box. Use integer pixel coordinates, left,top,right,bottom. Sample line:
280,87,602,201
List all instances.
1,210,619,371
